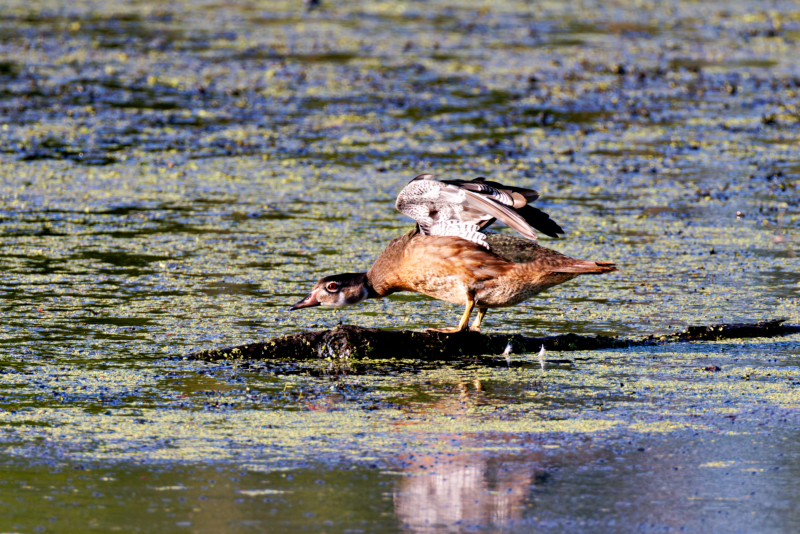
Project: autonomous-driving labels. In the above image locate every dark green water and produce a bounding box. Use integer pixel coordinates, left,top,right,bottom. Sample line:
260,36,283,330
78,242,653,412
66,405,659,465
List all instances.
1,0,799,532
4,429,800,533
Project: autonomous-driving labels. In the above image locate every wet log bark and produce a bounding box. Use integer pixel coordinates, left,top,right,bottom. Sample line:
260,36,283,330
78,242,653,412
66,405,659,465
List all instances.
187,319,798,363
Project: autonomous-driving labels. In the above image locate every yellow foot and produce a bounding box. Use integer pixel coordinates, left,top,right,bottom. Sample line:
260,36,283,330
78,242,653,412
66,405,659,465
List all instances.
468,326,481,333
426,326,467,334
428,300,475,334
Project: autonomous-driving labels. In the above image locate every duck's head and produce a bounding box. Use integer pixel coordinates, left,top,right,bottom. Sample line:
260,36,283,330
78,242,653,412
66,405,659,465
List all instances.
288,272,371,310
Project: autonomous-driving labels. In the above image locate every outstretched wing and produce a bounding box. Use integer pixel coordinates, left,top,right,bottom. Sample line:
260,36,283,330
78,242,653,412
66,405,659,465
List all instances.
395,174,563,245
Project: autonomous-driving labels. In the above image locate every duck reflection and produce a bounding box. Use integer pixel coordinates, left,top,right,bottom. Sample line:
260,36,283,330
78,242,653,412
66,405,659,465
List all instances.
393,445,545,532
391,379,546,532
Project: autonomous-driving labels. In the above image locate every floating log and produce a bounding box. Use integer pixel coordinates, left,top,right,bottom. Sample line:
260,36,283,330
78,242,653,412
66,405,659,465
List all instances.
186,319,798,363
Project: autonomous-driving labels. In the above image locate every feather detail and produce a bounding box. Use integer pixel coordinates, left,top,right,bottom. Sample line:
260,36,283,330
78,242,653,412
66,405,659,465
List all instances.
430,221,489,249
458,188,539,241
395,174,561,244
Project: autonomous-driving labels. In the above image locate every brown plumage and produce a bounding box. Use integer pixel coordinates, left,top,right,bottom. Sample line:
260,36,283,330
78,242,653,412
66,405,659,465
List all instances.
290,227,616,333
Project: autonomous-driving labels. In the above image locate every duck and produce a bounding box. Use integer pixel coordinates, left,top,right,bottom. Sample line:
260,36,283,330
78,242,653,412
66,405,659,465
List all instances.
289,174,616,333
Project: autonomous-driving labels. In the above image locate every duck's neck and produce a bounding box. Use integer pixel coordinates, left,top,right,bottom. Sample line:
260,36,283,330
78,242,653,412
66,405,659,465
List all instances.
350,272,380,299
365,227,420,298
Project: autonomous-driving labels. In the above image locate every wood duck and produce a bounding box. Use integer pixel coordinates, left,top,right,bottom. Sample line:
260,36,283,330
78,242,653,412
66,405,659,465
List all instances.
289,175,616,333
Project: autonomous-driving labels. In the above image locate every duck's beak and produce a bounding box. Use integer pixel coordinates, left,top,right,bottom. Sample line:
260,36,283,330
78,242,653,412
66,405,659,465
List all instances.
288,289,320,310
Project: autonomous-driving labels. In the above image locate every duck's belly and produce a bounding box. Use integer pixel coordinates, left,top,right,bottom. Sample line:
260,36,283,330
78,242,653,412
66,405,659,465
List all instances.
476,272,579,308
408,274,471,305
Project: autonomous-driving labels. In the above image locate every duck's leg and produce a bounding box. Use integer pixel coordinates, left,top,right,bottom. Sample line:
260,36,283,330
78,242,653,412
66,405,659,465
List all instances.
427,295,475,334
469,307,488,332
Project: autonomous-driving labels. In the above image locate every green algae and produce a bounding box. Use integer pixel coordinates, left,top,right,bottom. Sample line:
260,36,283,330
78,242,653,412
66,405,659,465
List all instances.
2,336,799,464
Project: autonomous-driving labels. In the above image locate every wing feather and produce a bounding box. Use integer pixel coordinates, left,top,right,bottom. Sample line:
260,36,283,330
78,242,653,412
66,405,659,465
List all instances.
460,189,539,241
395,173,562,244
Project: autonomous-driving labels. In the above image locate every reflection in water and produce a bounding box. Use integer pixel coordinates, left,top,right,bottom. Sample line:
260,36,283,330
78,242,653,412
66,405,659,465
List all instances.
392,382,541,532
394,448,540,532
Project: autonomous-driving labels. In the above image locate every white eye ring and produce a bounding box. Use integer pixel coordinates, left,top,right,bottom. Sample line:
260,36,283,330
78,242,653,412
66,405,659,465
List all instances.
325,282,339,292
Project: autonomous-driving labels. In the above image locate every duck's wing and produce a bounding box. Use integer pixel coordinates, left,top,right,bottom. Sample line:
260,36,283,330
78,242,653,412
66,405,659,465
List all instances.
395,174,544,244
440,176,540,207
508,204,564,238
448,186,540,240
451,178,564,237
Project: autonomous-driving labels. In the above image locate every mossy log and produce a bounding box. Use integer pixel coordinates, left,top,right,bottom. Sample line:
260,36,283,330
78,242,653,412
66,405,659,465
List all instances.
187,319,798,363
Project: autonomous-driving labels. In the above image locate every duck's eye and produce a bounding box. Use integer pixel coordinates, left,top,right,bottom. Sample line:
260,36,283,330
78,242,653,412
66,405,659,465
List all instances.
325,282,339,292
